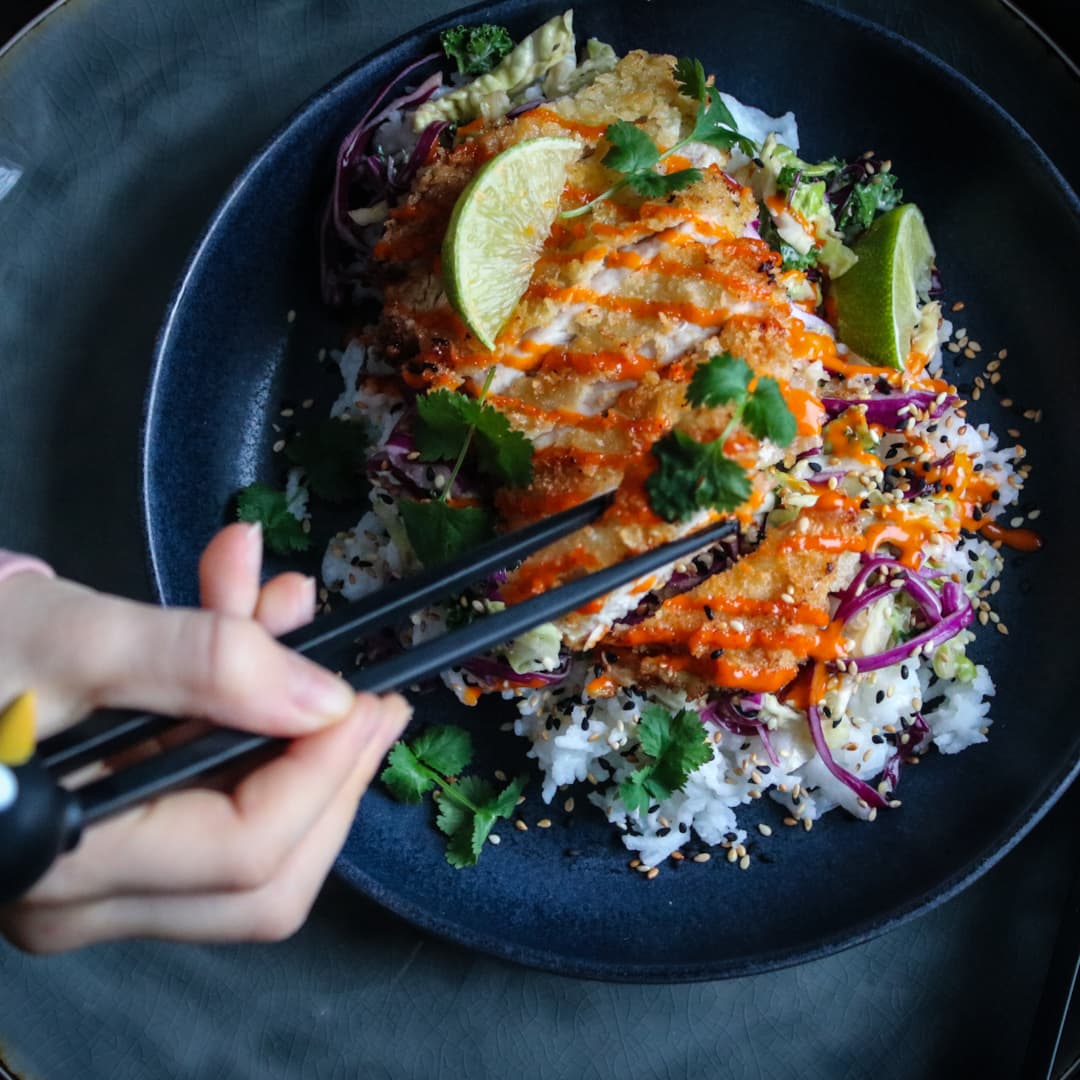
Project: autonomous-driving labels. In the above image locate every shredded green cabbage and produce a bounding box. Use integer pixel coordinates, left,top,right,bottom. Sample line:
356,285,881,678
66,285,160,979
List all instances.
413,11,576,130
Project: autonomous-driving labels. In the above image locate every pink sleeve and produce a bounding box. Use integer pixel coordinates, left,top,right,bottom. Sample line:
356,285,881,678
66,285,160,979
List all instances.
0,551,54,586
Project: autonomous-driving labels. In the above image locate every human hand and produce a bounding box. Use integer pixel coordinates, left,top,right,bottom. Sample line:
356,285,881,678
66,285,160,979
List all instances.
0,523,410,953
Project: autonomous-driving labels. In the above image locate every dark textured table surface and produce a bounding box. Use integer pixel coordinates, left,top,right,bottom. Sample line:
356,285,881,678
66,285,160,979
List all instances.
1,2,1078,1077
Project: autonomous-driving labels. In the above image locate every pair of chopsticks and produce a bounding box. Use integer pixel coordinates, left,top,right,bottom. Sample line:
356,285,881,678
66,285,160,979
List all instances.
0,492,736,903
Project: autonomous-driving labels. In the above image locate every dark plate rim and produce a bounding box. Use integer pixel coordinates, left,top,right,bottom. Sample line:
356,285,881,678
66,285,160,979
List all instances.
143,0,1080,981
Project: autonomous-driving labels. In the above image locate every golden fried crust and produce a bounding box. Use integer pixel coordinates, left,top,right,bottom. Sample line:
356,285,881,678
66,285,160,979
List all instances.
373,51,832,661
606,508,863,692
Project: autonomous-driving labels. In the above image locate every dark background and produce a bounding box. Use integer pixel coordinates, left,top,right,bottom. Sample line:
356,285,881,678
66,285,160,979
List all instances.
3,0,1080,67
1,0,1077,1077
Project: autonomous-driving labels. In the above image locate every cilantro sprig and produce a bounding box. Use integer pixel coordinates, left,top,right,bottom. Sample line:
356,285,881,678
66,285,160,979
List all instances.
381,724,527,867
400,368,532,567
646,353,797,522
561,56,755,220
236,482,310,554
620,705,713,815
414,384,532,488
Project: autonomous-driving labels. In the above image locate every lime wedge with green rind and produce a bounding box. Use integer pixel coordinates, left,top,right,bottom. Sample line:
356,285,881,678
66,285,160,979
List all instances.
443,136,580,350
830,203,936,370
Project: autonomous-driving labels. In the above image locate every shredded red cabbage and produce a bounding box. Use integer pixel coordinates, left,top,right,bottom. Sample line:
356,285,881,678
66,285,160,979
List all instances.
820,391,956,430
462,654,570,688
881,712,931,793
806,700,891,810
841,578,973,674
833,557,943,625
321,54,447,306
366,417,478,499
700,693,779,766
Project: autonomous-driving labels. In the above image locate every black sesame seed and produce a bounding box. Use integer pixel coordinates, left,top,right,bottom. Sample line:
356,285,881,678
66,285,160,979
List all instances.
872,735,885,744
711,649,723,660
900,664,910,679
808,461,823,473
875,690,885,704
704,605,715,620
656,827,671,838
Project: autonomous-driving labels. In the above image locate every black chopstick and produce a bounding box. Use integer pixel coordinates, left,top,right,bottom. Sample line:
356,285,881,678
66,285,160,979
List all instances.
39,710,177,776
277,488,613,663
71,514,737,830
39,491,613,777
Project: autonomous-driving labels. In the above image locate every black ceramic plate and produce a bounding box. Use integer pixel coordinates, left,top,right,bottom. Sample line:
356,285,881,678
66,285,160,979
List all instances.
144,0,1080,980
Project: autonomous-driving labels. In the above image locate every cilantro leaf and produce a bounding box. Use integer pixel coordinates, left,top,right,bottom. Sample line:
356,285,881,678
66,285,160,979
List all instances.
439,774,526,868
435,795,469,839
415,390,474,462
686,353,754,408
399,499,493,567
453,774,497,810
415,389,532,487
672,56,708,103
285,418,370,503
235,482,310,554
412,725,473,777
690,93,756,157
646,431,752,521
440,23,514,76
742,376,797,447
446,826,481,868
625,167,703,199
602,120,661,174
619,705,713,815
380,742,434,804
471,406,533,488
487,773,528,819
466,775,527,865
382,725,527,869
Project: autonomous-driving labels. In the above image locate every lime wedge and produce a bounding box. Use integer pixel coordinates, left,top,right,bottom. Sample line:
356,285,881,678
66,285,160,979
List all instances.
443,136,580,350
830,203,936,370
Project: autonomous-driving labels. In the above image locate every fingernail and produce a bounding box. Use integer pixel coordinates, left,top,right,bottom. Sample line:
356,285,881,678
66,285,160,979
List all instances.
244,522,263,569
373,694,412,748
302,576,318,615
288,659,354,726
